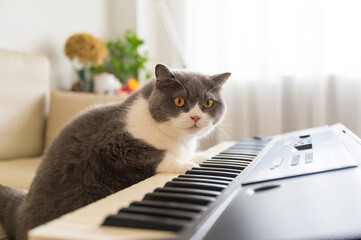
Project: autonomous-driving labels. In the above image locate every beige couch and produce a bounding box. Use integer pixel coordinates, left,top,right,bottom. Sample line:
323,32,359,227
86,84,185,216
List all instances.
0,48,126,239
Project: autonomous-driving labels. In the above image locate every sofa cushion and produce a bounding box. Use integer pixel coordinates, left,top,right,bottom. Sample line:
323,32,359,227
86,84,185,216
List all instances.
0,225,5,240
0,49,50,160
0,156,42,190
45,90,126,150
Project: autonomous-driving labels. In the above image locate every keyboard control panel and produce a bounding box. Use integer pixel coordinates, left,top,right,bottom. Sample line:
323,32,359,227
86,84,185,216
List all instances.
242,128,358,185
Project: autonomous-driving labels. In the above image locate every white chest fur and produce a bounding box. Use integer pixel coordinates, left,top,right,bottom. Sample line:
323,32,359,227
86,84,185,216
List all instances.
125,96,199,173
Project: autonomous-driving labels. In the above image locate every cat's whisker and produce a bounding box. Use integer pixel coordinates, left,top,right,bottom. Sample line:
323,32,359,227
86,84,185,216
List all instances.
215,126,232,140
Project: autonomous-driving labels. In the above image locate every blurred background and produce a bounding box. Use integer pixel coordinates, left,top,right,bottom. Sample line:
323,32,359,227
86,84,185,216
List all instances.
2,0,361,149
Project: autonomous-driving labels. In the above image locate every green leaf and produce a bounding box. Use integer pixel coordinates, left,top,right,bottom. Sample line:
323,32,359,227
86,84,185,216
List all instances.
92,30,150,83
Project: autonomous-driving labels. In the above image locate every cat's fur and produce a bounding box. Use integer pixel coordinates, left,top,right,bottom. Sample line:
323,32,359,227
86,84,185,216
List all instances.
0,64,230,240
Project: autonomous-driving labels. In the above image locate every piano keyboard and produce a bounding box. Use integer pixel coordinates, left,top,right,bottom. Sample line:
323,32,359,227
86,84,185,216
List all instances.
102,138,270,232
30,123,361,240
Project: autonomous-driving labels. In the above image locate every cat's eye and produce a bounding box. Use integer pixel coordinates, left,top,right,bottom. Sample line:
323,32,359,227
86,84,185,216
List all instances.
174,97,185,107
203,99,214,109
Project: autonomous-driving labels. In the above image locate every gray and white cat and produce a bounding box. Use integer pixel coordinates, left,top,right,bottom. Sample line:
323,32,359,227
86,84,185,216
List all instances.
0,64,230,240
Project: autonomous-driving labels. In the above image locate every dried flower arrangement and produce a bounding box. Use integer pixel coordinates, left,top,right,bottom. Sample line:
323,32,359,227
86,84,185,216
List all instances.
64,31,150,95
64,33,107,91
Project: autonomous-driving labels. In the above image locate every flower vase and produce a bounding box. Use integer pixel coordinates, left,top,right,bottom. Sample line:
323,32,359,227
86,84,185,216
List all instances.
76,69,92,92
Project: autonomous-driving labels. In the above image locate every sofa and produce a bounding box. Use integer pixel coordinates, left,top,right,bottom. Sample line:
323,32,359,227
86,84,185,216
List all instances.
0,48,126,239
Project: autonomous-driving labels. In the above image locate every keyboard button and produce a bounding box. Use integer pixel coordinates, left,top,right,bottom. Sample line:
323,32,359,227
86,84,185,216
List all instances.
294,140,313,150
270,157,283,170
305,152,313,163
299,134,310,138
291,155,300,166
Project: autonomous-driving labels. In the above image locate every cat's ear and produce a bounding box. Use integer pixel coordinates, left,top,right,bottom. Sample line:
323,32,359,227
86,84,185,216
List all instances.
211,72,231,87
155,64,183,90
155,64,174,79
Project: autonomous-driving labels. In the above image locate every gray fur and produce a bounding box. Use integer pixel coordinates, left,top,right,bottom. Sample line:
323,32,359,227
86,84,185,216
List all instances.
0,64,230,240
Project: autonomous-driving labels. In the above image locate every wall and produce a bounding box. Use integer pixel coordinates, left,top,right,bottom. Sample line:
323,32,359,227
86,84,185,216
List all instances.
108,0,137,38
0,0,185,89
136,0,188,71
0,0,110,89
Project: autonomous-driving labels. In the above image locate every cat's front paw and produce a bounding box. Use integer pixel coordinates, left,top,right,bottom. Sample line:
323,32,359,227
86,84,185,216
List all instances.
156,159,199,173
175,161,199,173
191,152,214,164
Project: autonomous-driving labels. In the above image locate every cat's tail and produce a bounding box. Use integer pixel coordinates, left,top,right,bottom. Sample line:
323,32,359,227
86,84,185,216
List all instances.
0,184,26,239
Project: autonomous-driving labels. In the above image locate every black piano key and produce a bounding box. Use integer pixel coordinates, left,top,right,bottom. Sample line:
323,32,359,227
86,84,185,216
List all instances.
234,140,269,145
177,174,234,182
209,160,252,165
165,181,227,191
213,154,255,161
227,146,263,151
207,159,252,164
172,177,230,185
154,187,221,197
102,138,271,233
212,155,254,160
215,152,256,157
211,157,254,162
203,158,252,166
199,163,245,170
221,147,260,152
103,212,189,231
119,206,200,220
220,151,257,156
130,200,207,213
143,192,216,205
191,167,242,173
204,159,250,166
185,169,239,178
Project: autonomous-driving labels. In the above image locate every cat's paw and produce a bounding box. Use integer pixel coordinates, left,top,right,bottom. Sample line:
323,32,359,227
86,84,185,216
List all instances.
156,158,198,173
191,152,214,164
175,161,199,173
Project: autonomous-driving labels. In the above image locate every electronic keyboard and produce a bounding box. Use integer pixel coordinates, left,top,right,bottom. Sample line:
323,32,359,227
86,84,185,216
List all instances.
29,123,361,240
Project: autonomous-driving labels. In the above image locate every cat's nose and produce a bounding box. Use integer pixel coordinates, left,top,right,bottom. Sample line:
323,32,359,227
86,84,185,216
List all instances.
190,116,201,123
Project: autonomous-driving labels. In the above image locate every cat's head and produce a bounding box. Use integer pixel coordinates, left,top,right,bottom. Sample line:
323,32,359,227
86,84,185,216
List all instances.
148,64,231,139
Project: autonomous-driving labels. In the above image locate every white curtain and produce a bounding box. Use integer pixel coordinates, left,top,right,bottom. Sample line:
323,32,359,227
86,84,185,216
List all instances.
181,0,361,148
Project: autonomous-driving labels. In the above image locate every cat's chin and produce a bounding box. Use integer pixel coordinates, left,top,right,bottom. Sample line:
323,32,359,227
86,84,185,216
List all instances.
158,119,214,139
183,125,213,138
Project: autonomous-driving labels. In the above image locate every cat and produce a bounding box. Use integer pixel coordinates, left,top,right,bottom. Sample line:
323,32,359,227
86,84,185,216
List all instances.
0,64,230,240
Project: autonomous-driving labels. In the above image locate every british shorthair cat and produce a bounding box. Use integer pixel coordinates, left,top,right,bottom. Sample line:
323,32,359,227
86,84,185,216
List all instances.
0,64,230,240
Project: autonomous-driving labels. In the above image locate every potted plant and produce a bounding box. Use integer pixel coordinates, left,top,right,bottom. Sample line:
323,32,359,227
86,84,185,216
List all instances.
91,30,151,93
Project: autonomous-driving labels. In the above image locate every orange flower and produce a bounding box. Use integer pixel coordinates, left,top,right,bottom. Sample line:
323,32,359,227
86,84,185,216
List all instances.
127,78,140,91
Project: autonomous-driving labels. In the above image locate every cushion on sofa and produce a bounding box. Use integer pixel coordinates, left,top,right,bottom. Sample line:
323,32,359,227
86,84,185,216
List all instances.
45,90,126,150
0,48,50,160
0,225,5,240
0,156,42,190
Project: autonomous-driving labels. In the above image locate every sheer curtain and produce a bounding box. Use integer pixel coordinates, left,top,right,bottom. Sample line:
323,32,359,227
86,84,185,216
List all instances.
183,0,361,148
